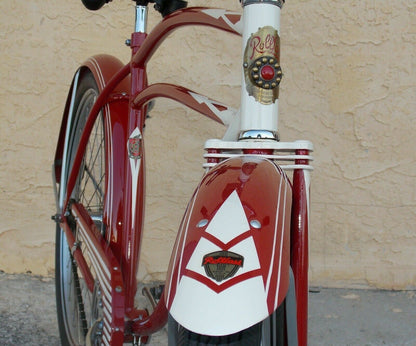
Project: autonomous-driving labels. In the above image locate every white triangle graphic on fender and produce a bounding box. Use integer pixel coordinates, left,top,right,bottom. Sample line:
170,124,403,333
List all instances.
205,190,250,244
169,189,268,335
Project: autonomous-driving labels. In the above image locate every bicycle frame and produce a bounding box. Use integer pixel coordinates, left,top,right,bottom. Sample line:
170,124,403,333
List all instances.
53,3,313,345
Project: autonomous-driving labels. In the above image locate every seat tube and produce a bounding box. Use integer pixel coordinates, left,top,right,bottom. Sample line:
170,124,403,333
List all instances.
121,4,149,312
135,4,148,33
130,4,149,128
240,0,283,135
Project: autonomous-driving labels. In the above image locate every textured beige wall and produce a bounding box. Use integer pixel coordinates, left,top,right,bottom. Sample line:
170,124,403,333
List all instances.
0,0,415,289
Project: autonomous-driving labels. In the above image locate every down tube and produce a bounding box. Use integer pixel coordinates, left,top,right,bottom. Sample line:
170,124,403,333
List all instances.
290,149,311,346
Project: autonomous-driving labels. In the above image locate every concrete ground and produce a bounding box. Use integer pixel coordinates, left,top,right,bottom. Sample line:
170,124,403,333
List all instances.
0,271,415,345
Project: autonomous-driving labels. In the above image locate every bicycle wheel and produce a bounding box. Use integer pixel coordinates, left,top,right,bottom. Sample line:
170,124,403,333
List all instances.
55,71,106,346
169,301,286,346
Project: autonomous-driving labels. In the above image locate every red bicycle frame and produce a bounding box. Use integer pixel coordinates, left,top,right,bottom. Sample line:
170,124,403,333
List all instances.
54,5,312,345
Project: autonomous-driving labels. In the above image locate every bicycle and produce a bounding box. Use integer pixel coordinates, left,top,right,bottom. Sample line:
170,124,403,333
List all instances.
52,0,313,345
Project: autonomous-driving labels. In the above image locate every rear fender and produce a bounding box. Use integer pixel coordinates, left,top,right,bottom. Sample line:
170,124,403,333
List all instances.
165,157,292,336
53,54,130,183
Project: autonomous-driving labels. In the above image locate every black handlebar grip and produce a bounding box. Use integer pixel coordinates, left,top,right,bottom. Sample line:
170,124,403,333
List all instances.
154,0,187,17
81,0,112,11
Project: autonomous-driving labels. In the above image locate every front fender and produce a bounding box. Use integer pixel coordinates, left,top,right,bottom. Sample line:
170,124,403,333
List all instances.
165,157,292,336
53,54,130,182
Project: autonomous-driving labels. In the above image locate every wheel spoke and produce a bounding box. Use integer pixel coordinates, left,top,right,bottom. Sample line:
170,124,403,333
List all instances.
79,116,105,212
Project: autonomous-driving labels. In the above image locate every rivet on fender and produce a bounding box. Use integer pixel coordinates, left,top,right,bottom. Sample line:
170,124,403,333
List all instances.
250,219,262,229
196,219,209,228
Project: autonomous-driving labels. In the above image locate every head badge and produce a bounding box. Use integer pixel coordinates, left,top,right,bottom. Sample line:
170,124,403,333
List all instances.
243,26,282,105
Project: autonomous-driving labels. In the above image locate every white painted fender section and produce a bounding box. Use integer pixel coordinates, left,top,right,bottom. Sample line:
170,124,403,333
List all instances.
165,157,292,336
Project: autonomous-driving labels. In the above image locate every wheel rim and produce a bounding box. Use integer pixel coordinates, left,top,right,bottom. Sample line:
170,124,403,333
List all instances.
58,87,105,345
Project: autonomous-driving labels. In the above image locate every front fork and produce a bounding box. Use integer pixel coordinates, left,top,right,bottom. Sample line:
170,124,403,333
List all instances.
291,150,311,346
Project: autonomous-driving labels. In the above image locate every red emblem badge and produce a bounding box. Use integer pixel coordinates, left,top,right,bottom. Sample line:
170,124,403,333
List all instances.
202,251,244,282
128,135,142,159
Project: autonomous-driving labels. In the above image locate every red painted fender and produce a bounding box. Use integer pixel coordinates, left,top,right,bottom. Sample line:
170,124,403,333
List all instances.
165,156,292,336
53,54,130,183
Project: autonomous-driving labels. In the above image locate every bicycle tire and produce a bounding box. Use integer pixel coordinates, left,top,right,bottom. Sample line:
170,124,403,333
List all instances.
170,300,286,346
55,71,106,346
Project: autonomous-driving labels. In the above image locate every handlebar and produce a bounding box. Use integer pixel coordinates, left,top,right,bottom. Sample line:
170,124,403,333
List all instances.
81,0,111,11
153,0,187,17
81,0,187,17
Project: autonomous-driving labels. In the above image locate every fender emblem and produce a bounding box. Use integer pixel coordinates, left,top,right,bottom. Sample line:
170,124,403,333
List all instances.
202,251,244,282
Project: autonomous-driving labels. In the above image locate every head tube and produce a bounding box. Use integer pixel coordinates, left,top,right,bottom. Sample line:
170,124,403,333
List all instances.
239,1,282,135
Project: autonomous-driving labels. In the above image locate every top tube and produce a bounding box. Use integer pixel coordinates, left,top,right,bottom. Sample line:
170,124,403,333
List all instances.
131,7,242,67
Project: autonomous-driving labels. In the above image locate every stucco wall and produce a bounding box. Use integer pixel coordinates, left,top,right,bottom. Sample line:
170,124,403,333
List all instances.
0,0,415,289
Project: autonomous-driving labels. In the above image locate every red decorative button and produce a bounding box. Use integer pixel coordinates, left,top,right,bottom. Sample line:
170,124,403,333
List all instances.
260,65,275,81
